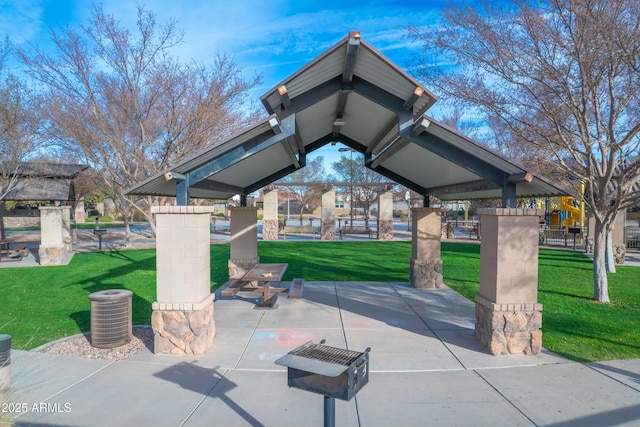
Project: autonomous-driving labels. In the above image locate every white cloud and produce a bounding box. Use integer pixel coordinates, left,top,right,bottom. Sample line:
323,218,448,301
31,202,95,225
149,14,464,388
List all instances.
0,0,45,44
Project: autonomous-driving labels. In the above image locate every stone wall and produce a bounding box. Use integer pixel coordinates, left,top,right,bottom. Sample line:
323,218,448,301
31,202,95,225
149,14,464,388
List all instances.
261,219,278,240
377,219,393,240
151,296,215,355
321,219,336,240
410,258,443,288
475,296,542,355
2,216,40,228
614,244,626,264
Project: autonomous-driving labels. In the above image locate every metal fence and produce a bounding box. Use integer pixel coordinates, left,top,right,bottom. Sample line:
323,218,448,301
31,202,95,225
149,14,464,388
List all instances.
439,223,639,252
539,227,586,250
628,227,640,251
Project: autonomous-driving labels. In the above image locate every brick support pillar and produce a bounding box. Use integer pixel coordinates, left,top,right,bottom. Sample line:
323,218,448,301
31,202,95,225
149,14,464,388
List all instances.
228,207,259,279
151,206,216,355
321,189,336,241
377,190,394,240
410,208,443,288
262,189,279,241
475,208,544,355
38,206,72,265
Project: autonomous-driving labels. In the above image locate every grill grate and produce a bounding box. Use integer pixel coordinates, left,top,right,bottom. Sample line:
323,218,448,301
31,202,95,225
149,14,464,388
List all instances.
290,343,363,366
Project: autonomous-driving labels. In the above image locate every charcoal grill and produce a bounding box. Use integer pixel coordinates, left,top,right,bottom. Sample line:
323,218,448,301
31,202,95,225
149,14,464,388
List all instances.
276,340,370,427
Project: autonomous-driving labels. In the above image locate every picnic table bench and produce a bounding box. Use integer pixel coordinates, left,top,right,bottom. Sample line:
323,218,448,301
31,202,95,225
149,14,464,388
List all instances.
220,263,305,308
221,277,305,299
0,239,29,262
339,226,374,239
282,225,317,240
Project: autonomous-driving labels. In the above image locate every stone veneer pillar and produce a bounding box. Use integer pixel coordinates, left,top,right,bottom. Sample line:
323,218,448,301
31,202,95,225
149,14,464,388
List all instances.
377,190,394,240
475,208,543,356
228,207,259,279
410,208,443,288
321,189,336,240
262,189,279,241
38,206,72,265
151,206,216,355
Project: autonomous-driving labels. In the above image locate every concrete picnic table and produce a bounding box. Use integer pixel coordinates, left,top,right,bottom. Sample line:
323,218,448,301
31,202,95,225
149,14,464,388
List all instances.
240,263,289,308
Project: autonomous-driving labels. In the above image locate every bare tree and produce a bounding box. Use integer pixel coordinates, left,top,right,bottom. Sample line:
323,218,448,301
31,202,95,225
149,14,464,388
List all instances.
0,38,44,238
408,0,640,303
18,4,261,245
281,156,326,223
331,152,392,228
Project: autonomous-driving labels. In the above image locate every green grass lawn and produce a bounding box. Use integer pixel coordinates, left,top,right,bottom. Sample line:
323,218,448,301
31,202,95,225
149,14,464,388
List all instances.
1,241,638,362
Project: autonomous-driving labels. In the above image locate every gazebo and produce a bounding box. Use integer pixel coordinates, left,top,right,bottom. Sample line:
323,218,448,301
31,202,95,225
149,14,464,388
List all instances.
1,162,88,265
127,32,566,356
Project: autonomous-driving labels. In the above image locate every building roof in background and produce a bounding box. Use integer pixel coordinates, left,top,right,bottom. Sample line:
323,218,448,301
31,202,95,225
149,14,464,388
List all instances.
2,163,89,201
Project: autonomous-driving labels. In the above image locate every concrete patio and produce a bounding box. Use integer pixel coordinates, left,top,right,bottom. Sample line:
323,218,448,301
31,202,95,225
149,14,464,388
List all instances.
4,282,640,426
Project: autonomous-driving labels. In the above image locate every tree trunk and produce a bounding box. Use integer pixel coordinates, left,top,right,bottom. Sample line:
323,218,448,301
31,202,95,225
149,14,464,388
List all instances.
0,201,6,240
124,216,132,248
146,197,157,238
605,231,616,273
592,221,610,303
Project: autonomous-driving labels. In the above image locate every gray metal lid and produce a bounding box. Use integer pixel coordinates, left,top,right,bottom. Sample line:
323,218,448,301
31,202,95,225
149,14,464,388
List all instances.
88,289,133,301
275,341,367,377
275,353,349,377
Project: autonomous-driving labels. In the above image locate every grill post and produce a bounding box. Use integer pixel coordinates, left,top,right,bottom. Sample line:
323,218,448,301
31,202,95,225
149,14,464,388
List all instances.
93,229,108,250
276,340,370,426
324,395,335,427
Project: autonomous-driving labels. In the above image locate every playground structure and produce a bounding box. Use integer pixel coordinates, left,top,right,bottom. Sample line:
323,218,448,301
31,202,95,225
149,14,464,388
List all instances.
560,197,581,227
548,196,584,230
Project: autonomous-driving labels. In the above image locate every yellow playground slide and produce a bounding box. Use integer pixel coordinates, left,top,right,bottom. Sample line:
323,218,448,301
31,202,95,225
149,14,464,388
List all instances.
561,197,580,227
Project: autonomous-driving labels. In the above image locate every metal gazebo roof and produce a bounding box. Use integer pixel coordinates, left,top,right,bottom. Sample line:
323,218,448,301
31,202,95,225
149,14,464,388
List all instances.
126,32,566,206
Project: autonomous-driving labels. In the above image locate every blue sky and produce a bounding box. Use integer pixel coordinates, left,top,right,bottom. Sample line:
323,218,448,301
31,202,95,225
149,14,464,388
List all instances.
1,0,446,167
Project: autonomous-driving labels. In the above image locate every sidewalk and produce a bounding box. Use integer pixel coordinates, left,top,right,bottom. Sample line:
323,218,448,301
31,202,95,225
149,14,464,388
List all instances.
5,282,640,426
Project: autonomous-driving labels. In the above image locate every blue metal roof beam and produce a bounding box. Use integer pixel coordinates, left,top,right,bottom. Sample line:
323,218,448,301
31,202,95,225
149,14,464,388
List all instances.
395,115,518,207
342,31,361,82
173,115,295,205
